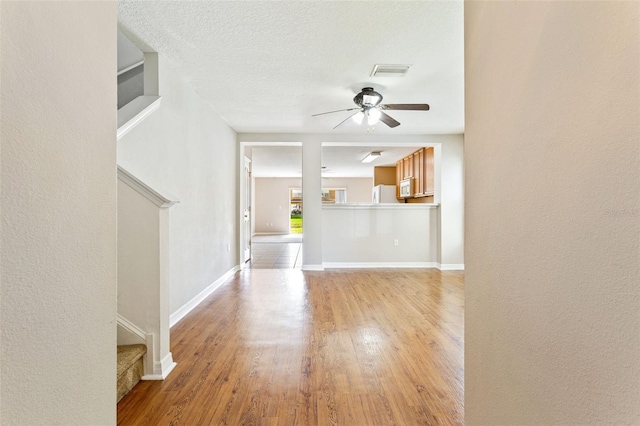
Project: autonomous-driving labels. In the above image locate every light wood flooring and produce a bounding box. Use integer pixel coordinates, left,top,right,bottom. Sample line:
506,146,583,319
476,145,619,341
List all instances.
117,268,464,425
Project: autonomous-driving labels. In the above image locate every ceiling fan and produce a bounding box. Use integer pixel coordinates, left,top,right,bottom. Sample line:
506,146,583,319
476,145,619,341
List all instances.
312,87,429,129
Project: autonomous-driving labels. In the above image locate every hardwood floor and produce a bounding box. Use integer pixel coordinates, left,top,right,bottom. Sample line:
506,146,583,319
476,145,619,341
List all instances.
117,269,464,425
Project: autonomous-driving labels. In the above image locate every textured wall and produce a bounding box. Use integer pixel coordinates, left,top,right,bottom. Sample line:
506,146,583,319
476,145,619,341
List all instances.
1,2,117,424
465,2,640,424
118,56,237,316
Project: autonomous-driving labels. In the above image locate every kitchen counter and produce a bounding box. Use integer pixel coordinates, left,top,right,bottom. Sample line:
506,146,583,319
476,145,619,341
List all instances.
323,203,439,209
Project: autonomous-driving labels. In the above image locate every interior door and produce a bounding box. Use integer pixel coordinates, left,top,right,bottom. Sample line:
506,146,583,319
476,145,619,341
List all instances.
243,157,251,263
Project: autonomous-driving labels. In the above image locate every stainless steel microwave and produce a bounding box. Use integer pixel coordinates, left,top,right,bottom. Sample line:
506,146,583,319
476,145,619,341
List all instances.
399,178,413,198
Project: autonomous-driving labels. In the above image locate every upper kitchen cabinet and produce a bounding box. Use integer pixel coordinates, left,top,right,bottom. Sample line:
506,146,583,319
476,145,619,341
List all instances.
396,147,434,199
373,166,397,186
423,147,434,196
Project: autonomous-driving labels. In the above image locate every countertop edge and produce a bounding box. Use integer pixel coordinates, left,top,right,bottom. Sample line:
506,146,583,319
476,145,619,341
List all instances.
322,203,439,210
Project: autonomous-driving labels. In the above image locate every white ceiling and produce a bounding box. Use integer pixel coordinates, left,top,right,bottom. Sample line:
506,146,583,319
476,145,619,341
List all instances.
251,145,420,178
118,1,463,177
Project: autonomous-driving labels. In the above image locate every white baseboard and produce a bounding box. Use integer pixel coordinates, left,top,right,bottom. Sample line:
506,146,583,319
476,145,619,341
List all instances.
439,263,465,271
142,352,176,380
323,262,438,269
301,264,325,271
322,262,464,271
170,265,240,328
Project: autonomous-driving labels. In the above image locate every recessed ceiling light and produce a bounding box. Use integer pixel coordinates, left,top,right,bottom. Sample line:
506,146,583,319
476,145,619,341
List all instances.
361,151,382,163
371,64,411,78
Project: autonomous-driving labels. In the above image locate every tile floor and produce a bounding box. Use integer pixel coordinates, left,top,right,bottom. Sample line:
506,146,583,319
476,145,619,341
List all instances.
249,234,303,269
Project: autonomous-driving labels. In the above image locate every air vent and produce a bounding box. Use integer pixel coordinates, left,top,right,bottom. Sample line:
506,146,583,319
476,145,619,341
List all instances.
370,64,411,78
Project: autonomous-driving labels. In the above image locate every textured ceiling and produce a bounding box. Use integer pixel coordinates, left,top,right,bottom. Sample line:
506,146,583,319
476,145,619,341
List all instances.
118,1,464,135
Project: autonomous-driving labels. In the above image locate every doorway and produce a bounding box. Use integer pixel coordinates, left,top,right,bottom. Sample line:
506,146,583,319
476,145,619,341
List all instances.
239,142,303,269
242,156,251,263
289,188,302,235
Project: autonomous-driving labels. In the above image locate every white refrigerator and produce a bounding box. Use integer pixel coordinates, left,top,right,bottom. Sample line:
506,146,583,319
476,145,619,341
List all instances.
372,185,398,203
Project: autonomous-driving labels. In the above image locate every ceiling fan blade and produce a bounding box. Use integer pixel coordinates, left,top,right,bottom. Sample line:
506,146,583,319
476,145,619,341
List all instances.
381,104,430,111
312,107,359,117
379,111,401,128
333,111,360,129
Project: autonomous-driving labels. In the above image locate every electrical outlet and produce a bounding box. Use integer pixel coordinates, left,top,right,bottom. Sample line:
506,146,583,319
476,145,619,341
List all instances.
394,239,399,247
227,243,231,252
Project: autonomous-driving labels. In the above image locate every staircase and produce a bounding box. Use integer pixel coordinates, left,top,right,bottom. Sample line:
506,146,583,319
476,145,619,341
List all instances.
117,344,147,402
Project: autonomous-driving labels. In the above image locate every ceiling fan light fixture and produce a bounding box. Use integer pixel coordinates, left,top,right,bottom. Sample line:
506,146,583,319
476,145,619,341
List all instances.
367,108,381,125
351,111,364,124
354,87,383,108
362,94,382,107
361,151,382,163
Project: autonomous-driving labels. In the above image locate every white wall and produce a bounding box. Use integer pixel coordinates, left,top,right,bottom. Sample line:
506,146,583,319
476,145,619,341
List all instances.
118,55,238,315
118,182,161,333
438,135,464,267
1,2,117,425
302,137,324,269
323,205,438,265
254,178,301,234
465,2,640,424
321,177,373,203
117,178,175,376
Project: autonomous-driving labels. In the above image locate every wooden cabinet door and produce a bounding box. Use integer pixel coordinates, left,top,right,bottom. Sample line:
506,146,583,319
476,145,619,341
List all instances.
396,160,403,198
396,148,434,198
424,147,434,195
413,152,422,195
403,157,412,179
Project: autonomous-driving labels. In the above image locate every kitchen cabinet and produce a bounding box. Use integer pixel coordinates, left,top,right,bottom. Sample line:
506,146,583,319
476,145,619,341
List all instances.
423,147,434,196
373,166,397,186
403,157,412,179
395,159,403,198
413,151,422,196
396,147,434,198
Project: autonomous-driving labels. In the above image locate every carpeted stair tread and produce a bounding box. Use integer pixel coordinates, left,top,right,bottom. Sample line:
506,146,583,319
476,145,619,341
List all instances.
117,344,146,379
117,344,146,402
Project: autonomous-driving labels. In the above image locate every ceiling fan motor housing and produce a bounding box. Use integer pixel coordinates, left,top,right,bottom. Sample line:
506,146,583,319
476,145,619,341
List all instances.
354,87,383,108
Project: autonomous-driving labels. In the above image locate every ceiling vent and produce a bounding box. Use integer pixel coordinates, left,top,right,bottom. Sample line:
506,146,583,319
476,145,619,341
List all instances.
370,64,411,78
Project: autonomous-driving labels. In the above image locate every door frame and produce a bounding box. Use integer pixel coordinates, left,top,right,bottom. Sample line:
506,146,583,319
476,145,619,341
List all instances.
238,141,303,267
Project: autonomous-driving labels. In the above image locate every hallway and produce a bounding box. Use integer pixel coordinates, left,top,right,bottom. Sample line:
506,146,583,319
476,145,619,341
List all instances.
249,234,303,269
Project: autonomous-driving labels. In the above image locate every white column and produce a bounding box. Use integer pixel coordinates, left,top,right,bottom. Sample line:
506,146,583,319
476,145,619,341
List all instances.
439,136,465,269
301,137,324,270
